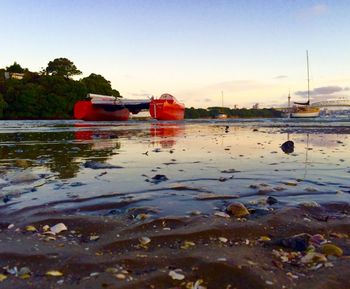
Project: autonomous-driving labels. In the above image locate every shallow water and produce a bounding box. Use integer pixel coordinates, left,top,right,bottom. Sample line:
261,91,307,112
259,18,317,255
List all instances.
0,118,349,218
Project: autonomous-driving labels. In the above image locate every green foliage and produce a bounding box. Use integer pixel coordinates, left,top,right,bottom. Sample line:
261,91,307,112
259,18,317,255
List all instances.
46,58,82,78
0,58,119,119
185,107,282,119
6,62,25,73
81,73,120,97
0,93,7,118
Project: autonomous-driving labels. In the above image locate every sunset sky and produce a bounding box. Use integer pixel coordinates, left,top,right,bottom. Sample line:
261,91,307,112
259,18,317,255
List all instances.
1,0,349,108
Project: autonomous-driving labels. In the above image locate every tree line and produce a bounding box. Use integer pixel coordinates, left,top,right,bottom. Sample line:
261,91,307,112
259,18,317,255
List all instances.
185,106,282,119
0,58,120,119
0,58,282,119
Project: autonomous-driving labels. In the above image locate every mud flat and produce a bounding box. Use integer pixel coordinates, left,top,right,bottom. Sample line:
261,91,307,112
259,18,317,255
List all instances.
0,119,349,288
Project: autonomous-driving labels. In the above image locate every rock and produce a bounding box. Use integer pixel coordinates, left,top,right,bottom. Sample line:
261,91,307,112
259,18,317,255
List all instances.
18,267,31,275
226,202,250,218
214,211,230,218
266,196,278,205
299,201,320,208
25,225,37,232
139,236,151,245
116,273,126,280
274,233,311,251
0,274,7,282
83,161,123,169
300,252,327,264
281,141,294,154
219,237,228,243
147,174,168,184
169,270,185,280
321,244,343,257
283,180,298,186
45,270,63,277
50,223,68,234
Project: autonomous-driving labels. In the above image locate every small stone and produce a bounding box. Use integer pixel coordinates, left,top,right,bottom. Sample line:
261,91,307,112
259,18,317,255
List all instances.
50,223,68,234
181,241,196,249
275,233,311,251
281,141,294,154
219,237,228,243
321,244,343,257
259,236,271,242
300,252,327,264
43,225,50,231
46,270,64,277
25,225,37,232
283,180,298,186
214,212,230,218
90,235,100,241
266,196,278,205
226,202,250,218
299,201,320,208
116,273,126,280
139,236,151,245
169,270,185,280
7,224,14,229
19,267,31,275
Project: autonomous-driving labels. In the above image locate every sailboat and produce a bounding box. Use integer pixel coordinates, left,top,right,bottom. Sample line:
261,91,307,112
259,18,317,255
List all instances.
290,51,320,118
216,91,228,119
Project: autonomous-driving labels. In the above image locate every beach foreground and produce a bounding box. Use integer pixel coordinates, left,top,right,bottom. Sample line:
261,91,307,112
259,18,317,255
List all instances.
0,119,349,288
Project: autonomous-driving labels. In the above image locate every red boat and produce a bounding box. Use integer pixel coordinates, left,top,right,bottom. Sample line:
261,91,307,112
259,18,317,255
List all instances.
149,94,185,121
74,93,185,121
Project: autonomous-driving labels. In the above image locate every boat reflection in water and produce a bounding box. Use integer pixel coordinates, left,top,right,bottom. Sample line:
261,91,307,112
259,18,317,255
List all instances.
150,123,185,148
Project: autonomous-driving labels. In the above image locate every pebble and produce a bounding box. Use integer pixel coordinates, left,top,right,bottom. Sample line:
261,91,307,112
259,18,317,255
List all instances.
226,202,250,218
50,223,68,234
321,244,343,257
281,141,294,154
283,180,298,186
266,196,278,205
116,273,126,280
139,236,151,245
300,252,327,264
218,237,228,243
214,212,230,218
169,270,185,280
275,233,311,251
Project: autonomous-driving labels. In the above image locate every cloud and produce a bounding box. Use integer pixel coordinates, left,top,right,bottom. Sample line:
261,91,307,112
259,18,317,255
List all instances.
274,75,287,79
295,86,347,97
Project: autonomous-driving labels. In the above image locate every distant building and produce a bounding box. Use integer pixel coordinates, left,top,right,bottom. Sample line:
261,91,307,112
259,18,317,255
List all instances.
4,72,25,80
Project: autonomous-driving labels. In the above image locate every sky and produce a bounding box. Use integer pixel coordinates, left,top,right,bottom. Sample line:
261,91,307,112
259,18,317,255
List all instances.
1,0,349,108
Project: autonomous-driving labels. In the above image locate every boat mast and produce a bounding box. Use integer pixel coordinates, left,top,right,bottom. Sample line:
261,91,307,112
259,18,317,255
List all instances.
288,90,291,108
306,50,310,103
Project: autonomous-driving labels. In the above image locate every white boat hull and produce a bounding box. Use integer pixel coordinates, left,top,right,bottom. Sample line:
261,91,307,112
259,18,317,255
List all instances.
290,111,320,118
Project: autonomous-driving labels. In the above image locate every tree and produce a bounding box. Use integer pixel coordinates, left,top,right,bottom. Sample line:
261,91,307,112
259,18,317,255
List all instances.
81,73,120,97
45,58,82,78
6,62,25,73
0,93,7,118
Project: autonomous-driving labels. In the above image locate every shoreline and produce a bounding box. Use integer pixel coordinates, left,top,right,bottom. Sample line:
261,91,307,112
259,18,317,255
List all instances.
1,202,349,289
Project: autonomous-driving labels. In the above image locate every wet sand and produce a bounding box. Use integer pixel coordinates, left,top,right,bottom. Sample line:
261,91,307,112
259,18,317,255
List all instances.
0,119,350,288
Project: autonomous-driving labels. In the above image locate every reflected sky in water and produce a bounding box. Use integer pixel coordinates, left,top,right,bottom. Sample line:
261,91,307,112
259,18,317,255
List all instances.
0,119,349,217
